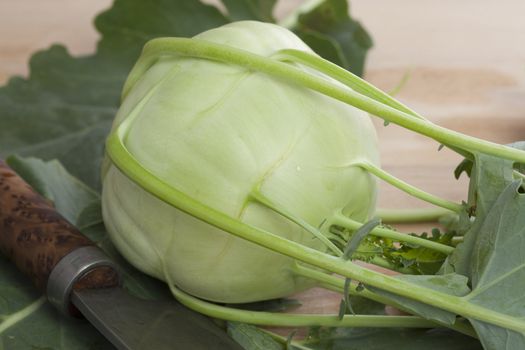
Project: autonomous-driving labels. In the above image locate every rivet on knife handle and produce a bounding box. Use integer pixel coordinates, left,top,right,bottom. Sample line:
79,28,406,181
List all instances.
0,160,120,315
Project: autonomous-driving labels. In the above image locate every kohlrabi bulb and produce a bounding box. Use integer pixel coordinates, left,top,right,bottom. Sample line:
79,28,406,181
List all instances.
102,21,380,303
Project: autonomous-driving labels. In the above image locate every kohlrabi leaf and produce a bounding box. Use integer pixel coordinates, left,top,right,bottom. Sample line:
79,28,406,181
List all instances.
0,46,121,191
460,179,525,350
348,295,386,315
222,0,277,22
445,153,514,278
304,327,482,350
227,322,283,350
292,0,372,76
94,0,228,63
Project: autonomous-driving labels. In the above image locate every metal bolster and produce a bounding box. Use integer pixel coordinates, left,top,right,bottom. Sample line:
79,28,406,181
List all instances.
46,246,120,316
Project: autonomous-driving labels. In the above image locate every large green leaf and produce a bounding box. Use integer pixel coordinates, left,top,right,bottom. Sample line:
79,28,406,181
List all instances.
292,0,372,76
222,0,277,22
462,179,525,350
444,153,514,278
0,48,117,191
305,328,482,350
227,323,283,350
94,0,229,63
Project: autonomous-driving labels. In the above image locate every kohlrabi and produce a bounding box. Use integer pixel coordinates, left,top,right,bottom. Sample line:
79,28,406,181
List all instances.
102,20,525,347
102,21,379,303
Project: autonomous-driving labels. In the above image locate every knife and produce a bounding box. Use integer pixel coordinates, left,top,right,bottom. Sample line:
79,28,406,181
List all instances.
0,160,243,350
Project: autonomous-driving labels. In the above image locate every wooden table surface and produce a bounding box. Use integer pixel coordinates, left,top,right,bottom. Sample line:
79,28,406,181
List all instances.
2,0,525,326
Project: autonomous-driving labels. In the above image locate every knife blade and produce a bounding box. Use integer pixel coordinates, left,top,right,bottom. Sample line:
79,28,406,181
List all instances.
0,160,243,350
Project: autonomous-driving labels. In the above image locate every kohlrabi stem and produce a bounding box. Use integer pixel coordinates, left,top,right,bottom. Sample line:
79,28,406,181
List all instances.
328,212,455,255
292,263,478,338
123,38,525,164
271,49,425,120
167,282,439,329
249,190,343,256
377,207,454,224
106,132,525,334
352,161,463,213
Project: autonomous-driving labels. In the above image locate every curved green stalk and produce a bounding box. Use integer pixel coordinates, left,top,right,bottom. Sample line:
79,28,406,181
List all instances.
106,132,525,333
271,49,425,120
250,190,343,256
377,207,454,223
123,37,525,163
167,282,438,329
353,161,463,213
329,212,455,255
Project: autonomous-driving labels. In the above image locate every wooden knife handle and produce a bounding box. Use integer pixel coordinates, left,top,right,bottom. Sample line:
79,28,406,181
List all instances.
0,160,119,313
